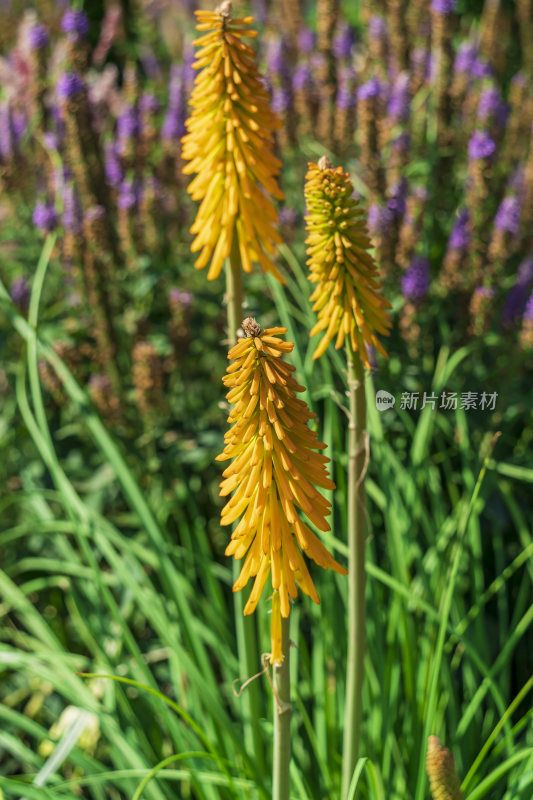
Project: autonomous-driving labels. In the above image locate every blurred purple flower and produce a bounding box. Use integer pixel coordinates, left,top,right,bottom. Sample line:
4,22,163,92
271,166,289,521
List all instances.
368,203,394,236
118,178,140,209
117,106,139,141
10,276,30,311
271,85,291,114
468,130,496,160
454,41,476,74
449,208,470,249
387,178,408,218
494,196,520,234
28,24,49,50
266,38,286,74
336,67,356,110
388,73,410,121
478,85,507,126
524,292,533,322
33,201,58,233
502,256,533,325
139,92,160,115
43,132,58,151
0,101,13,160
293,63,311,92
369,15,387,40
278,206,299,227
56,72,84,100
333,23,354,60
162,64,185,142
104,142,123,187
298,27,314,54
358,76,382,100
62,183,82,233
471,58,492,79
431,0,456,13
61,8,89,39
169,288,194,307
392,131,411,154
402,256,430,303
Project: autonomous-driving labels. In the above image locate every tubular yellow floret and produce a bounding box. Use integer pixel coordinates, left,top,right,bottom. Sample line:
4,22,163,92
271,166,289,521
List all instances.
182,5,285,282
216,317,347,664
304,160,392,366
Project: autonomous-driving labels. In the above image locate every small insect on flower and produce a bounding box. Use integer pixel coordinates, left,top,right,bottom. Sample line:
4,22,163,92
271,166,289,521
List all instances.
216,318,347,664
182,2,284,282
305,157,392,366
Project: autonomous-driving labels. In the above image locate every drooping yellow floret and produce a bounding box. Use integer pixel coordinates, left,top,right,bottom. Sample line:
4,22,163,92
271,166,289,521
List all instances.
216,317,347,664
304,157,392,367
182,3,284,282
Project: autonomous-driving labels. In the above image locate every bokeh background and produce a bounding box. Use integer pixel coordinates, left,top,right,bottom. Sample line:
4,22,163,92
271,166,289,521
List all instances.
1,1,532,799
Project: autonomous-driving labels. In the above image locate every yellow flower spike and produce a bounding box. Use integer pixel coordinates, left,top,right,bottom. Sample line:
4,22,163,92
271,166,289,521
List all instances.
304,157,392,366
216,317,347,665
182,2,285,283
426,736,465,800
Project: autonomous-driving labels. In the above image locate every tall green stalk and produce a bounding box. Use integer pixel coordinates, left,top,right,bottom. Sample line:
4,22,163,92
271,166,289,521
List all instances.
225,249,265,776
341,345,367,798
273,616,291,800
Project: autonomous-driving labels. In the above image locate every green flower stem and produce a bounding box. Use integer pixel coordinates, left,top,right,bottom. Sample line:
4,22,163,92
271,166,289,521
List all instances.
225,249,265,777
273,616,291,800
341,344,367,799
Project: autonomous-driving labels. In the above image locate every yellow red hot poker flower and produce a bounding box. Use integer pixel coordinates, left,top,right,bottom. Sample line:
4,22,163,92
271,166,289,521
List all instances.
182,2,284,282
304,157,392,366
216,318,347,664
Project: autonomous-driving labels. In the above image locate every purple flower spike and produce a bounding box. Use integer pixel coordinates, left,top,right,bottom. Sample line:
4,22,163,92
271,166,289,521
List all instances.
388,73,410,121
62,184,82,234
387,178,408,218
449,208,470,250
369,15,387,40
61,9,90,39
56,72,84,100
104,142,123,187
368,204,394,236
358,76,381,100
478,86,508,126
454,41,477,74
431,0,457,13
524,291,533,322
266,38,285,75
502,257,533,325
293,63,311,92
468,130,496,160
118,178,139,210
271,85,290,114
333,23,354,60
139,92,160,115
336,67,356,110
28,24,49,50
402,256,430,303
298,27,314,54
33,202,58,233
392,131,411,154
471,58,492,79
494,196,520,234
0,102,13,160
10,276,30,311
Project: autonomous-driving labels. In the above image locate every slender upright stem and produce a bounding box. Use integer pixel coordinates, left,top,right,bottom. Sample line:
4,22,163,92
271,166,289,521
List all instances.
225,249,265,775
273,616,291,800
341,345,367,799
